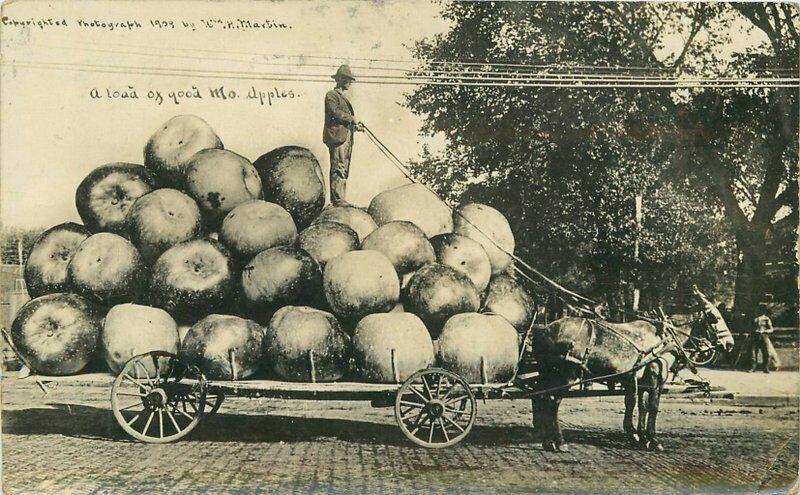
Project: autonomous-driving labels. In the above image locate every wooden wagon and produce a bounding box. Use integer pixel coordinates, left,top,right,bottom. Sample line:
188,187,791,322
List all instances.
5,335,716,449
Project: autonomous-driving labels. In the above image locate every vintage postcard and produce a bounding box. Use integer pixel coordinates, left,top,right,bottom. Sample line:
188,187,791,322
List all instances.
0,1,797,493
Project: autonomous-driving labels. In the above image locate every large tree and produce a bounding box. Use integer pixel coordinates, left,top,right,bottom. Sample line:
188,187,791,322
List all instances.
407,2,797,319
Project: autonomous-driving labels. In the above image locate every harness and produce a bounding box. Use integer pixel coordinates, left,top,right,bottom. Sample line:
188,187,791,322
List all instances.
563,319,596,371
561,317,697,381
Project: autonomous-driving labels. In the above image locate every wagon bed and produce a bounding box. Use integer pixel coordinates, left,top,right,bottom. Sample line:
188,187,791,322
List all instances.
8,348,721,449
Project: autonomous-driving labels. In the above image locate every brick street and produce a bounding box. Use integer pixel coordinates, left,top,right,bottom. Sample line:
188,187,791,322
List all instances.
2,374,797,495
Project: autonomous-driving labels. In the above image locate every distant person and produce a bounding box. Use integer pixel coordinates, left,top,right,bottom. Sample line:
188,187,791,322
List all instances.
749,306,774,373
323,64,363,206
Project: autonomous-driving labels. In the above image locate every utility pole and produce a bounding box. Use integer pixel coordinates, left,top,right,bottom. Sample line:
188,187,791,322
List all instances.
632,194,642,312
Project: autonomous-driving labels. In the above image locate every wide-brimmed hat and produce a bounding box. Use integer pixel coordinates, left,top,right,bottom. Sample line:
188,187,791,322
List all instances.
332,64,356,81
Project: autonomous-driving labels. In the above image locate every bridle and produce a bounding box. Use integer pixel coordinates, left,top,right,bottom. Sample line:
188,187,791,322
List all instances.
658,311,727,370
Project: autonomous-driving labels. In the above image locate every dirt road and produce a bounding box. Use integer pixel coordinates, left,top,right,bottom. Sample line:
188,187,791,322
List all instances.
2,376,797,494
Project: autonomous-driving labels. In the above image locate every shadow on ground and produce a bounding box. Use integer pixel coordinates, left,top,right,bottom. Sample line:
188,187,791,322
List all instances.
2,402,698,452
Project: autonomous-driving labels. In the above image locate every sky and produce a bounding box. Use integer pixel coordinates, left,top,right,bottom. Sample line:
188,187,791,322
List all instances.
0,0,450,229
0,1,773,230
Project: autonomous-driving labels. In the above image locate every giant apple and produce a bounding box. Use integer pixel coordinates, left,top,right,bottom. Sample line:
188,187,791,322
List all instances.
180,314,265,380
219,200,297,261
184,149,262,227
323,250,399,322
297,221,359,270
312,206,377,242
352,312,434,383
67,233,146,305
430,233,492,292
482,274,536,332
403,263,480,337
437,312,519,383
453,203,515,275
101,303,179,374
265,305,350,382
361,221,435,276
11,293,104,375
75,162,157,235
241,246,322,312
149,238,236,322
368,183,452,237
126,188,203,263
143,114,223,187
253,146,325,228
24,222,91,298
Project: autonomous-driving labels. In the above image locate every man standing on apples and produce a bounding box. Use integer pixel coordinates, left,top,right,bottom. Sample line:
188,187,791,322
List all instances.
323,64,363,207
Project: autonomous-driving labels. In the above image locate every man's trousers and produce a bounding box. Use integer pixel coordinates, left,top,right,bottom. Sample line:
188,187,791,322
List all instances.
749,332,772,372
328,132,353,206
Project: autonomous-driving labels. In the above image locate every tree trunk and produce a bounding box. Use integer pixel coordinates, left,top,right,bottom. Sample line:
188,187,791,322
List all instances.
733,245,767,322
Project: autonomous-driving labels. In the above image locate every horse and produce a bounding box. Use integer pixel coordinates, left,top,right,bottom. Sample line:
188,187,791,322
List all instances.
529,311,734,452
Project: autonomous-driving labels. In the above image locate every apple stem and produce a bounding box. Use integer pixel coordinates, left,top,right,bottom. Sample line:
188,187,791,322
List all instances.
229,348,238,381
391,348,400,383
309,350,317,384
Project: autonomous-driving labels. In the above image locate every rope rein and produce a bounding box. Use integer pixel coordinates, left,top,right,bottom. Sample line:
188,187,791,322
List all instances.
362,125,726,375
363,124,600,311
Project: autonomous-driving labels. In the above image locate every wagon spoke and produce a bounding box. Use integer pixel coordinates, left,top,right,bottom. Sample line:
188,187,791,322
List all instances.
401,408,425,423
179,396,191,415
166,410,181,433
440,380,459,403
421,375,433,400
118,401,143,412
122,373,148,391
410,412,429,436
445,406,465,415
438,418,450,442
135,361,154,387
174,406,194,421
442,413,466,433
158,411,164,438
445,393,469,405
395,369,476,448
399,400,424,410
125,413,141,426
141,412,154,436
408,385,428,402
117,391,147,398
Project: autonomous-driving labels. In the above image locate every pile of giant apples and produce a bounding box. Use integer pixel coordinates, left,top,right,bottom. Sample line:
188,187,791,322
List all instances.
12,115,534,383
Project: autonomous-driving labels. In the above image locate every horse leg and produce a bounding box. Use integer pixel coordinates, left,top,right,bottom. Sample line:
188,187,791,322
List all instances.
636,381,649,448
552,395,568,452
531,398,541,440
645,368,666,452
534,395,555,450
622,379,639,444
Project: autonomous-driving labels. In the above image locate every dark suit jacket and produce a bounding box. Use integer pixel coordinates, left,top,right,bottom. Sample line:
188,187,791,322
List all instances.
323,89,355,146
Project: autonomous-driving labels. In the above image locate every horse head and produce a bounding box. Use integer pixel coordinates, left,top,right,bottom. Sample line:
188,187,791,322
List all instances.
691,307,735,353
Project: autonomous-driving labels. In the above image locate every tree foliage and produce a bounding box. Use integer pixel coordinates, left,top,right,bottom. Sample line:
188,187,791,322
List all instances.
407,2,797,319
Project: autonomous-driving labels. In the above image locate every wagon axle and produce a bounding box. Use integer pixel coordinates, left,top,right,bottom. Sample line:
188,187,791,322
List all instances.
144,388,168,410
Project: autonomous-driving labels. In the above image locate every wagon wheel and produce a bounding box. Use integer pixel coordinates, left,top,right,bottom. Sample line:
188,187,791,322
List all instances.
111,351,207,443
394,368,476,449
204,390,225,415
